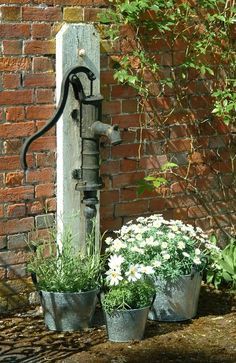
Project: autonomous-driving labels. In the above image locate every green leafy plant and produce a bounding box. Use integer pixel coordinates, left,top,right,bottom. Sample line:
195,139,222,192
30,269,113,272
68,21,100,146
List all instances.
100,0,235,125
102,279,155,313
206,237,236,290
27,225,103,293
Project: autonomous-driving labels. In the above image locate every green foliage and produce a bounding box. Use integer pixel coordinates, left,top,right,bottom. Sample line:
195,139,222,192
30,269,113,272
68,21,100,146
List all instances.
102,279,155,313
137,175,167,195
100,0,235,124
137,162,178,195
27,226,103,293
212,82,236,125
206,237,236,290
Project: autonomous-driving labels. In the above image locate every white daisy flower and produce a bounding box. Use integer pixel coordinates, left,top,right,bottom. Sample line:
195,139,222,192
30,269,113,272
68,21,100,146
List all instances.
161,242,168,249
111,238,126,252
139,265,155,275
105,237,113,245
195,248,201,255
105,269,123,286
125,264,142,282
108,254,124,270
163,253,171,260
177,241,185,250
193,257,201,265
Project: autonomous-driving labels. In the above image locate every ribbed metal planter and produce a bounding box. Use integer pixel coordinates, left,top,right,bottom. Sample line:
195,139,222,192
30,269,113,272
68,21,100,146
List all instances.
40,289,98,331
149,272,202,322
104,306,150,342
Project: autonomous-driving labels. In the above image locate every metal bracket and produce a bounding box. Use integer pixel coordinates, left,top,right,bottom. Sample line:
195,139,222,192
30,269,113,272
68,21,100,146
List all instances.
72,169,82,180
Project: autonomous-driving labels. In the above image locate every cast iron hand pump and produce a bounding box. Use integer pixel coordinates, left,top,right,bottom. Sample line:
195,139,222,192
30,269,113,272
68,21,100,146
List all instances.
20,65,122,236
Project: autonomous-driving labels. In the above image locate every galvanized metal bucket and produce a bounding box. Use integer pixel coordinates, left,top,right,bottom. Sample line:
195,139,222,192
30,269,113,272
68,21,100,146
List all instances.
104,306,150,342
40,289,98,331
148,272,202,322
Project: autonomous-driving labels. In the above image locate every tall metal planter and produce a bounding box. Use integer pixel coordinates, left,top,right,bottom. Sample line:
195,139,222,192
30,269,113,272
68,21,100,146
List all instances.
104,306,150,342
149,272,202,322
40,289,98,331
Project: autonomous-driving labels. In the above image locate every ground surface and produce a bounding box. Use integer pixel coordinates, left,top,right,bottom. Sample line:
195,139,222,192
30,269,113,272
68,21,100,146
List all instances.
0,286,235,363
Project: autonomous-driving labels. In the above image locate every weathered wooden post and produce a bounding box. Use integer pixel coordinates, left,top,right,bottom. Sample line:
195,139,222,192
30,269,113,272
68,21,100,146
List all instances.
56,24,100,252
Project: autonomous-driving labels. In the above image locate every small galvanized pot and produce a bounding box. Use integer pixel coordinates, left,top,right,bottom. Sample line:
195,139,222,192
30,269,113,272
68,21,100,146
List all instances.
104,306,150,342
149,271,202,322
40,289,98,331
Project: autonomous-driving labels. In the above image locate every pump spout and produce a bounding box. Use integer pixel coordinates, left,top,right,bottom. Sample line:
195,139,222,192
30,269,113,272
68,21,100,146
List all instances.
91,121,122,145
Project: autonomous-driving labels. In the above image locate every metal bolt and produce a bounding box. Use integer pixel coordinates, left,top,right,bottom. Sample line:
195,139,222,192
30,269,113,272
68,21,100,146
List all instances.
78,48,86,57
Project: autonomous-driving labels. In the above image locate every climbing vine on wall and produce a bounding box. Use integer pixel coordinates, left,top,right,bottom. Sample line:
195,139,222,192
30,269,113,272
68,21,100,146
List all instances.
100,0,236,241
101,0,235,125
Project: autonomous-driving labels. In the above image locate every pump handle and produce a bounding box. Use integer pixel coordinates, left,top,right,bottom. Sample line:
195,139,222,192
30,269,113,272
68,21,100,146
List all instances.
20,66,96,170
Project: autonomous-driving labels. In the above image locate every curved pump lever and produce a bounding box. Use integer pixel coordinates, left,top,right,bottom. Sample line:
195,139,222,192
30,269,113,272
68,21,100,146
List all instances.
20,66,96,170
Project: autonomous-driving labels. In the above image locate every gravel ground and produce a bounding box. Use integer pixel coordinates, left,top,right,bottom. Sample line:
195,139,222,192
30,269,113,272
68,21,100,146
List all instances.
0,286,235,363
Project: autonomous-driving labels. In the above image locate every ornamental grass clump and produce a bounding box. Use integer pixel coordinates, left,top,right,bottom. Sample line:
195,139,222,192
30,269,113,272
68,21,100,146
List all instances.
104,214,217,284
27,226,103,293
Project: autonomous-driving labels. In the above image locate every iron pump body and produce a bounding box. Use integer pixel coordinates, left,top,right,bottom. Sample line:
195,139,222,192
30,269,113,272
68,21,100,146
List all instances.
20,66,122,236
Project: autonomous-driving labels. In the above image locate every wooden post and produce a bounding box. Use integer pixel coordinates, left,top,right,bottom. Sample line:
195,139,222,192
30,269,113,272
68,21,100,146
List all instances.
56,24,100,251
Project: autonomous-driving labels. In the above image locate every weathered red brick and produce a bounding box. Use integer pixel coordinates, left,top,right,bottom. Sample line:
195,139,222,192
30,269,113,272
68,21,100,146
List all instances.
31,23,51,38
111,144,141,159
25,105,54,120
115,200,149,217
27,136,56,152
7,204,26,218
36,89,54,104
100,190,119,207
27,201,44,215
4,140,23,154
35,152,56,168
122,99,138,113
0,156,20,170
100,160,120,175
6,107,25,122
35,183,55,198
2,74,21,89
112,171,145,188
2,40,22,55
0,217,34,237
111,85,137,99
24,73,55,88
22,6,62,21
45,198,56,212
103,101,121,115
24,40,55,55
0,121,35,138
0,57,30,72
1,6,21,21
5,172,24,187
26,167,55,184
149,198,166,212
0,250,31,266
32,57,54,72
0,24,30,38
111,114,143,128
0,90,33,105
0,186,34,203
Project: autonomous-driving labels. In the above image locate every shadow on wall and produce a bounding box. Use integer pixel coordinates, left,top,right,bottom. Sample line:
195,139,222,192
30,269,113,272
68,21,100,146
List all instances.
0,254,36,312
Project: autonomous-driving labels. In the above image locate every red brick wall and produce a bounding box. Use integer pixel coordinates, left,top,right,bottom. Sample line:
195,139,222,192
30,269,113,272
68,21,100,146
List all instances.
0,1,235,311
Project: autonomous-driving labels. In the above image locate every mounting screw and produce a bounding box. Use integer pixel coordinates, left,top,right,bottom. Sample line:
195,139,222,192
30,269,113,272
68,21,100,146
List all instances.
78,48,86,57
